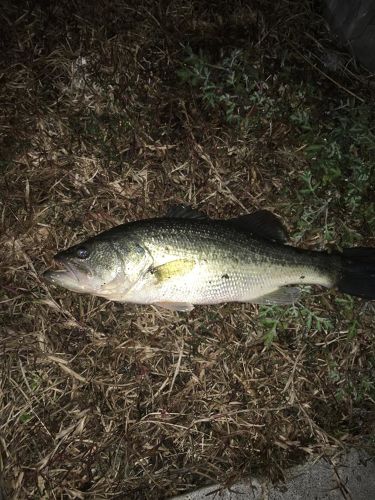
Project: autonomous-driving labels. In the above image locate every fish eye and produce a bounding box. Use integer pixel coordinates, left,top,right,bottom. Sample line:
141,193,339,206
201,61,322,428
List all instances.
76,247,90,259
135,244,144,255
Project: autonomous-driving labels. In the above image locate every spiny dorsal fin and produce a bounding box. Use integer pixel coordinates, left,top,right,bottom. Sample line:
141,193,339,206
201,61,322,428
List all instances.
165,204,207,220
228,210,289,243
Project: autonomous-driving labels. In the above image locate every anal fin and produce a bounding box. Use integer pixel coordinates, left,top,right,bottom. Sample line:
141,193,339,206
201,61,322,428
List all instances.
249,287,301,305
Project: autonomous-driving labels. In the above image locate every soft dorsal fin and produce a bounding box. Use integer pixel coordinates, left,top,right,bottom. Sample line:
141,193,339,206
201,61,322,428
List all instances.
228,210,288,243
165,204,207,220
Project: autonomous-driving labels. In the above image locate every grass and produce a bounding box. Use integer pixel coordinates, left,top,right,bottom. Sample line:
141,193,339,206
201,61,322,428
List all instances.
1,0,375,498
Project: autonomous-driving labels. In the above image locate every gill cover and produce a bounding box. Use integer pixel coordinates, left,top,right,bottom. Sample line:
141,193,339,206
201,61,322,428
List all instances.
97,240,153,299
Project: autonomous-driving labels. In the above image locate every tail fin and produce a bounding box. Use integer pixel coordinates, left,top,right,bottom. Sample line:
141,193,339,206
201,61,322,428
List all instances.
337,247,375,300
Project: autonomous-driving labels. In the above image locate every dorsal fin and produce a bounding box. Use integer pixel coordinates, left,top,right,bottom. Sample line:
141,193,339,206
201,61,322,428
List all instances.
228,210,288,243
165,205,288,243
165,204,207,220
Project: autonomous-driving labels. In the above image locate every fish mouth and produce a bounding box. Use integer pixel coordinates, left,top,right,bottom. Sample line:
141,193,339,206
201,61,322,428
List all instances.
42,257,86,290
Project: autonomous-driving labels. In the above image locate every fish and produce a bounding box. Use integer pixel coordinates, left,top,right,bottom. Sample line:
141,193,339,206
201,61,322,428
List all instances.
43,205,375,311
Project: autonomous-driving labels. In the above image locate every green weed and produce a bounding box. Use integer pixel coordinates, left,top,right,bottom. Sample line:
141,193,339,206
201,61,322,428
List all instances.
19,413,31,423
178,48,374,239
178,47,262,124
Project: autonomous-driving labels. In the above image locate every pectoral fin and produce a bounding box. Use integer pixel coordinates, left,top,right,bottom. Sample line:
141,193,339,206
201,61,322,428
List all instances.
152,259,196,282
154,301,194,312
250,287,301,305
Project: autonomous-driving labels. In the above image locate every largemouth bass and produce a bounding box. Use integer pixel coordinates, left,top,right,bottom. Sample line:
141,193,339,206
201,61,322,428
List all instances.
43,205,375,310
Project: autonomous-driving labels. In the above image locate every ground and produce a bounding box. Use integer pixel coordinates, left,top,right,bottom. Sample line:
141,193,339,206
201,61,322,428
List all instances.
0,1,374,499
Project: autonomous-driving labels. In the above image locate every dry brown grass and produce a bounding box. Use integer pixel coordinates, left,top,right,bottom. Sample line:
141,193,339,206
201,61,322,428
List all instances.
1,1,374,498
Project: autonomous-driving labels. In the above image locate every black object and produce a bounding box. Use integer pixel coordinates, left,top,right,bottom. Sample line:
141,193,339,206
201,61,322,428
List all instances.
325,0,375,71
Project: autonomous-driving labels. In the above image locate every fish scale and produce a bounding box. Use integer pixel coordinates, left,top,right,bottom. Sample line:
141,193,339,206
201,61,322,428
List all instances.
120,218,337,306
